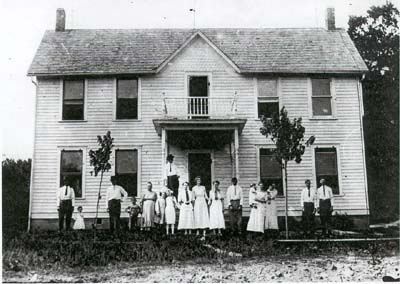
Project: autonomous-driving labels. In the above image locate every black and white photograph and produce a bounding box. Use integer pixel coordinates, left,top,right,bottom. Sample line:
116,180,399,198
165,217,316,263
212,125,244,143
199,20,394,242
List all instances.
1,0,399,282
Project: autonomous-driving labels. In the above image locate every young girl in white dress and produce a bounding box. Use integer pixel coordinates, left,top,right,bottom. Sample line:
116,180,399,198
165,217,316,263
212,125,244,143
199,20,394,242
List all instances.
209,181,225,235
178,182,195,235
165,190,178,235
192,176,209,238
246,183,260,233
73,206,85,230
155,191,166,226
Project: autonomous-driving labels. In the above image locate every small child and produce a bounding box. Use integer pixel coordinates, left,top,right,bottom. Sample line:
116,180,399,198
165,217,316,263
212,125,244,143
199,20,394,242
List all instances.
155,192,166,227
165,190,178,235
73,206,85,230
126,197,141,231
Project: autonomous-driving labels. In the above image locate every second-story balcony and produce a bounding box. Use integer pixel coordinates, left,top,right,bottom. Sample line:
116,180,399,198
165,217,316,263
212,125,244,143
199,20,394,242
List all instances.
162,95,238,119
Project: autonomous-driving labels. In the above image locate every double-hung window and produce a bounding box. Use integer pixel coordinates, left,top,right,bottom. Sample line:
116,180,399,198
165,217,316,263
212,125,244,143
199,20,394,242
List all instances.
60,150,83,198
259,148,283,196
311,78,333,117
257,79,279,119
116,79,138,120
315,147,340,195
62,80,85,120
115,149,138,197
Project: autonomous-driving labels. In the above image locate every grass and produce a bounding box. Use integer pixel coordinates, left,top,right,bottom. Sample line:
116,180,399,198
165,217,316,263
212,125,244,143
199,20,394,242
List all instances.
3,228,399,273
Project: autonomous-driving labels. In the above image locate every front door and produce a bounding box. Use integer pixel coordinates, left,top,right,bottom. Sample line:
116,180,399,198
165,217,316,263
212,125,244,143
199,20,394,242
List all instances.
188,153,212,193
189,76,208,117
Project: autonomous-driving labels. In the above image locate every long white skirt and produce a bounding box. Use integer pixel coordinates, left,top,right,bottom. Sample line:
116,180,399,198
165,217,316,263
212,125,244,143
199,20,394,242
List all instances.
165,204,176,225
193,197,209,229
265,201,279,230
209,200,225,229
247,205,261,232
255,203,266,233
178,203,194,230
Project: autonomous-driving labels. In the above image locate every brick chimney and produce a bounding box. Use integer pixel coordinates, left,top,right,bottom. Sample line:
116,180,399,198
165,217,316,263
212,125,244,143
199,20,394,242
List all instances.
326,7,336,31
56,8,66,32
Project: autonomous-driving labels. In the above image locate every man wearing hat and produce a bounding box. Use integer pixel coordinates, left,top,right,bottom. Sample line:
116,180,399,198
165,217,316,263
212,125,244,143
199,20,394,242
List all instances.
317,178,334,238
164,154,179,197
57,176,76,231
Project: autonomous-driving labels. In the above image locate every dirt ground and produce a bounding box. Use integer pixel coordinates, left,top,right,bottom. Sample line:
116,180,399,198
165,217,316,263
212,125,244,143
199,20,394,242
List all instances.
3,254,399,283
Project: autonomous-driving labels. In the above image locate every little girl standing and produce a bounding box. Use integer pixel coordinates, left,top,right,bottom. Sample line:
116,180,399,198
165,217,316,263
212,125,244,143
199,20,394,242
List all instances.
73,206,85,230
165,190,178,235
155,191,166,228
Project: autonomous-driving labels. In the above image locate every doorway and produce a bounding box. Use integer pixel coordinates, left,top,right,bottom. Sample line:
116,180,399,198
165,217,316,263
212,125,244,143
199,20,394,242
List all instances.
188,152,212,193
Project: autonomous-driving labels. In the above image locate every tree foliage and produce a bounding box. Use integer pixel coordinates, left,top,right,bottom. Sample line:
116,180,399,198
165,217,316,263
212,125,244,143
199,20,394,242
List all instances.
2,158,31,237
89,131,114,227
348,3,399,221
260,107,315,238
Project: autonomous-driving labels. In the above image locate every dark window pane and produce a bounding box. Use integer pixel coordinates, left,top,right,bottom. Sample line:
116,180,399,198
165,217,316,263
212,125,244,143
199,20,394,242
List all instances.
189,76,208,97
63,80,84,120
311,79,331,97
312,97,332,116
116,150,137,174
64,80,84,100
260,149,283,196
315,148,339,194
60,150,83,198
117,79,138,99
258,101,279,119
116,98,138,119
115,150,138,197
257,79,277,97
117,79,138,119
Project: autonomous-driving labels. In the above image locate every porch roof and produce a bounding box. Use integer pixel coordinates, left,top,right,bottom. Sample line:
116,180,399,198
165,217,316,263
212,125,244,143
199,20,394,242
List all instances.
152,118,247,136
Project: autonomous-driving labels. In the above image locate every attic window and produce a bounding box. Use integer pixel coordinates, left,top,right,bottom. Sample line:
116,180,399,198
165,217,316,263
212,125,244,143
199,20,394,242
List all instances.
116,79,138,120
62,79,85,120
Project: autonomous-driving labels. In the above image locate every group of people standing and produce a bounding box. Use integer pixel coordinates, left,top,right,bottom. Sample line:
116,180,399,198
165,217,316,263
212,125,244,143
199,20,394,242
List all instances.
57,154,335,239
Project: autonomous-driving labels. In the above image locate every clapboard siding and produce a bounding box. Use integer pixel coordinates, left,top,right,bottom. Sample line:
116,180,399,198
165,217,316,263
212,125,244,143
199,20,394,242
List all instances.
31,35,368,221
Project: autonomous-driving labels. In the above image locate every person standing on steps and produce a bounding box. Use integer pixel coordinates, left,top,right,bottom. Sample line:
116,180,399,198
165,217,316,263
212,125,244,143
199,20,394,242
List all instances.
164,154,180,197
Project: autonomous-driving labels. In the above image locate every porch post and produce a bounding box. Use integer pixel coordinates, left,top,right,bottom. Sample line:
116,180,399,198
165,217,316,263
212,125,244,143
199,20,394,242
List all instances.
234,127,239,179
161,128,166,186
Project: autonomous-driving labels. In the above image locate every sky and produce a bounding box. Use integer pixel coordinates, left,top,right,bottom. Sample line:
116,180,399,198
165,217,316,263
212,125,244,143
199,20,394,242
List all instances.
0,0,392,160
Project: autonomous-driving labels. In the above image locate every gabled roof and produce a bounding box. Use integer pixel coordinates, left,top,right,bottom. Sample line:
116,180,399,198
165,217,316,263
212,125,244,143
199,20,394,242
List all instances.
27,28,368,76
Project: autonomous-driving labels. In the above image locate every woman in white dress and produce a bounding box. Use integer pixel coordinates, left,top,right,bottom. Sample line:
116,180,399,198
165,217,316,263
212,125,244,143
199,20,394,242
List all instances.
141,182,157,231
208,181,225,235
165,190,178,235
265,183,279,237
192,176,209,238
246,183,260,233
73,206,85,230
178,182,195,235
254,181,268,233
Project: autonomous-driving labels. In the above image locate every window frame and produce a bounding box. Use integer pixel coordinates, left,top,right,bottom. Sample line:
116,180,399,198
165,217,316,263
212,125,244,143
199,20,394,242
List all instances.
185,72,212,98
113,77,141,121
112,146,141,198
57,146,86,200
311,144,343,196
59,79,87,122
254,77,281,120
256,145,285,197
308,77,337,120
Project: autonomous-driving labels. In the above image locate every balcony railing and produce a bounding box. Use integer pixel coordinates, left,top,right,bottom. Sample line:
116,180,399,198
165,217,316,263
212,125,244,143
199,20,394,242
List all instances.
163,94,238,119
